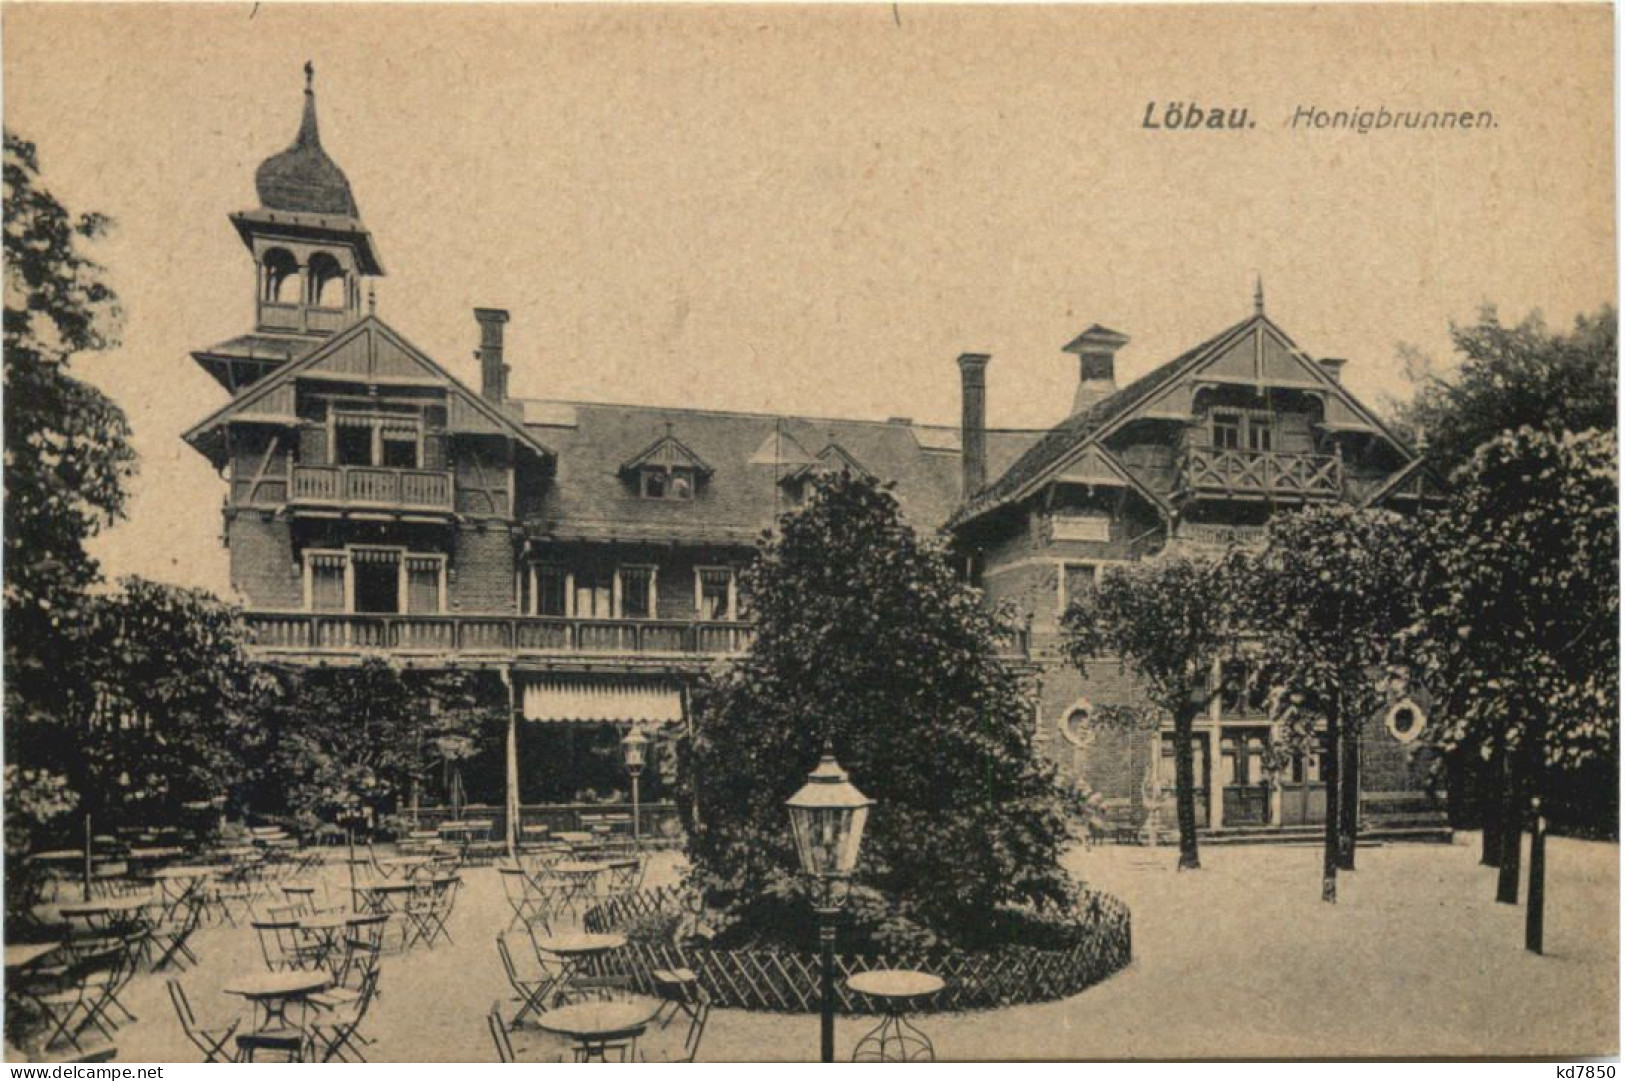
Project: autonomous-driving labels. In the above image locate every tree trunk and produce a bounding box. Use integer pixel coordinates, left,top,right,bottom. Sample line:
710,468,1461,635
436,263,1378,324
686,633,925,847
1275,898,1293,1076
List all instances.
1495,742,1522,905
1337,721,1360,871
1172,711,1201,871
1321,718,1340,903
1480,737,1504,867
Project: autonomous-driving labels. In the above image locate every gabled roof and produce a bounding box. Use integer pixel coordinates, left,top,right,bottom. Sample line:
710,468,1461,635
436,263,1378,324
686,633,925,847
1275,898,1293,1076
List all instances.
950,313,1421,528
518,400,1040,544
781,443,871,484
182,315,554,466
619,432,714,477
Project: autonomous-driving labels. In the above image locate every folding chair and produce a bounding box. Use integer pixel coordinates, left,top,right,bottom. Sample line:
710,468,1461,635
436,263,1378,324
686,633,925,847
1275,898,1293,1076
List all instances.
487,1000,565,1063
166,979,239,1063
251,917,319,971
642,988,712,1062
496,934,560,1027
32,944,128,1051
149,892,203,971
312,970,379,1062
402,877,458,949
497,865,545,932
310,935,382,1012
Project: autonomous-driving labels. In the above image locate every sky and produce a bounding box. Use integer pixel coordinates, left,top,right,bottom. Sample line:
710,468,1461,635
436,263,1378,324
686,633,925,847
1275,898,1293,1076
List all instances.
3,2,1614,599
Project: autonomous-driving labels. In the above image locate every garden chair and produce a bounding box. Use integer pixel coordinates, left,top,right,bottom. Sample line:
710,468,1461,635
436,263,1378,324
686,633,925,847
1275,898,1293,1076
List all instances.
486,1001,565,1063
402,876,459,949
31,943,128,1051
280,882,321,915
641,988,712,1062
165,979,239,1063
205,866,257,927
497,864,545,931
148,891,204,971
311,935,383,1013
496,933,562,1027
251,917,319,971
311,970,379,1062
234,1028,305,1062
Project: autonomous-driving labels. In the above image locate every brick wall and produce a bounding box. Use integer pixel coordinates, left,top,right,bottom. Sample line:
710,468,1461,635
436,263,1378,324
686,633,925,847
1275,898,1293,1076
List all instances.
228,512,303,608
451,525,517,613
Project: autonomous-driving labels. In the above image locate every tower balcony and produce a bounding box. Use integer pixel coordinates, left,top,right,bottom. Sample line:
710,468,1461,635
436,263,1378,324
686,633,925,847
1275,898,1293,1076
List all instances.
1177,447,1341,502
289,465,455,517
256,300,353,336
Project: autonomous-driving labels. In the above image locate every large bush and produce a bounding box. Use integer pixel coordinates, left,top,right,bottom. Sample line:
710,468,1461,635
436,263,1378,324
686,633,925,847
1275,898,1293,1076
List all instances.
680,472,1074,951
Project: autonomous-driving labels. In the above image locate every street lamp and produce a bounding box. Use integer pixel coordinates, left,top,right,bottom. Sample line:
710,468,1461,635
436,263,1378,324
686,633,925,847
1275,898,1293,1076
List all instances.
786,744,874,1063
621,727,649,851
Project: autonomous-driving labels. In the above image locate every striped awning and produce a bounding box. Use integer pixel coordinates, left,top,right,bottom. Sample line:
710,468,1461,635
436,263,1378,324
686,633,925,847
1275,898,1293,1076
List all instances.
520,678,683,725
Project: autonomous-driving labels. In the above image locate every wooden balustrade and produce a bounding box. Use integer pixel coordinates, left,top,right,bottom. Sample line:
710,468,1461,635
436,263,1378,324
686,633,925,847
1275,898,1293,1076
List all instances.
1179,446,1341,500
289,465,454,511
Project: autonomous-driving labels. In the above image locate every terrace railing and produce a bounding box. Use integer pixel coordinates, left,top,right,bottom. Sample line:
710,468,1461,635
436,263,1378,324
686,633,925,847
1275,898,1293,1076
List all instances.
244,612,1029,660
1179,447,1341,501
289,465,455,513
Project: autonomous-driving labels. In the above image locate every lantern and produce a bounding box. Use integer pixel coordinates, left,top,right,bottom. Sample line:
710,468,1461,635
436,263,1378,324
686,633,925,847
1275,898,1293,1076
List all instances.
785,747,873,882
621,727,649,776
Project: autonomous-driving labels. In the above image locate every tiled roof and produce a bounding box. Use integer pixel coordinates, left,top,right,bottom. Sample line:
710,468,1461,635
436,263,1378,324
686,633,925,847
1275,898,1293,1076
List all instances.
949,316,1259,526
519,399,1040,542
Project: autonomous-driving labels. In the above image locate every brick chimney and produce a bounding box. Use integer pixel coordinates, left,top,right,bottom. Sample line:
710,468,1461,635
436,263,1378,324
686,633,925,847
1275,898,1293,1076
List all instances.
1062,325,1129,415
1318,356,1347,384
957,352,991,498
474,308,510,404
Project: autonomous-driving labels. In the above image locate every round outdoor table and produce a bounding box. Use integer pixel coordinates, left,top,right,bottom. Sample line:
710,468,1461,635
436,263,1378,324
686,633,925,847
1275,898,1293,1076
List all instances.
59,895,152,934
554,831,593,847
533,932,626,999
296,914,350,970
846,969,944,1062
551,861,607,914
531,995,661,1062
224,970,331,1032
146,866,213,914
4,943,60,972
357,881,415,914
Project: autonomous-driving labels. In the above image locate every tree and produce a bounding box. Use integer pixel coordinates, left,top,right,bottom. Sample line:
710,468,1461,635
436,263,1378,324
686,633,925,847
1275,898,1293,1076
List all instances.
1410,428,1617,907
1061,555,1243,871
262,659,504,834
3,132,137,744
1401,305,1617,861
681,472,1075,950
1403,305,1616,478
1240,506,1426,902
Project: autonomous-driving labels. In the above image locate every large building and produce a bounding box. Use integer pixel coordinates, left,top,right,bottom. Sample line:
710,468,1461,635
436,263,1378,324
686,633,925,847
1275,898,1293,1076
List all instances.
185,72,1447,836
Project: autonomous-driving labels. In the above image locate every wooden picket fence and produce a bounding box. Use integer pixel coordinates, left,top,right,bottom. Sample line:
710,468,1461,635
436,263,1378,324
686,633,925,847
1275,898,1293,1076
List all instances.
582,887,1132,1013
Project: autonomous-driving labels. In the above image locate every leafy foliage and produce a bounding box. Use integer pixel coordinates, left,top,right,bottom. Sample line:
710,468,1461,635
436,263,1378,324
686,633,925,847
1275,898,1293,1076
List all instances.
1410,428,1618,791
259,659,506,832
680,472,1075,950
1403,305,1616,477
3,132,137,746
1061,555,1244,869
1236,505,1427,899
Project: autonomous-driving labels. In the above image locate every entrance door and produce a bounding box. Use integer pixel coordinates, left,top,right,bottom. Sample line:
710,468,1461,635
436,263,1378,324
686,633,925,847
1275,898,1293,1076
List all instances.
1159,732,1210,829
1279,744,1328,826
1220,728,1272,826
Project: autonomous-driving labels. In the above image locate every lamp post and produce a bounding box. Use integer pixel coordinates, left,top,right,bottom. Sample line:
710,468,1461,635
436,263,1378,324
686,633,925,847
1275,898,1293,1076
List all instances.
786,745,873,1064
621,727,649,851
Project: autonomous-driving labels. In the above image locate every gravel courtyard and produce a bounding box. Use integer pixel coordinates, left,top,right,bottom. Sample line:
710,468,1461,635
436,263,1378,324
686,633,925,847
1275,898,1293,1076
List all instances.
103,833,1616,1062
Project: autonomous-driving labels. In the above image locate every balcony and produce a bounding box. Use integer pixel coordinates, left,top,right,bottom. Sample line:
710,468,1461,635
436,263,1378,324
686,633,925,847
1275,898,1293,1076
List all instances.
1178,447,1341,502
289,465,455,516
242,612,1030,664
245,613,756,662
256,301,351,336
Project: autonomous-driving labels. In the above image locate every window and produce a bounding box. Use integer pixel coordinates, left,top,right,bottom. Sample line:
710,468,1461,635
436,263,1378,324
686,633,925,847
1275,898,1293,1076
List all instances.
310,553,346,612
574,569,613,619
332,413,421,469
639,467,695,500
619,566,655,620
1247,420,1274,453
1058,699,1093,747
1059,562,1098,612
352,549,400,614
405,557,443,614
532,566,568,617
305,548,444,615
696,567,735,621
1385,699,1426,743
1213,412,1242,450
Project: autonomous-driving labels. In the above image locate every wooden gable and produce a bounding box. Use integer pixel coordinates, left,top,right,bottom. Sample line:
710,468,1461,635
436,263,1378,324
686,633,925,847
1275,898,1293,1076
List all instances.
1054,446,1130,487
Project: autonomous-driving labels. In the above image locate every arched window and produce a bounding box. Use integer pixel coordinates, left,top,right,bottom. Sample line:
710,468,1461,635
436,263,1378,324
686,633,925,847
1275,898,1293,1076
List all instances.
307,251,346,309
262,248,299,304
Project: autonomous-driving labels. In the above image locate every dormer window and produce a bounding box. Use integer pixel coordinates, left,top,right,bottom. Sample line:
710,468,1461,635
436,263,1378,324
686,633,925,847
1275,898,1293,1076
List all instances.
640,466,695,500
621,432,712,500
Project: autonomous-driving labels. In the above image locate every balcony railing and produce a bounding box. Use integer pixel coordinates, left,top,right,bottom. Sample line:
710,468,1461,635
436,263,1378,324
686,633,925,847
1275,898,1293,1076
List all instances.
290,465,455,513
243,612,1031,661
1179,447,1341,501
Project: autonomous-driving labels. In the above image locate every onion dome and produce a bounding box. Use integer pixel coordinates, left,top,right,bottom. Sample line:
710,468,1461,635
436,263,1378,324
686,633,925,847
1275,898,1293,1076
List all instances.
254,63,360,218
